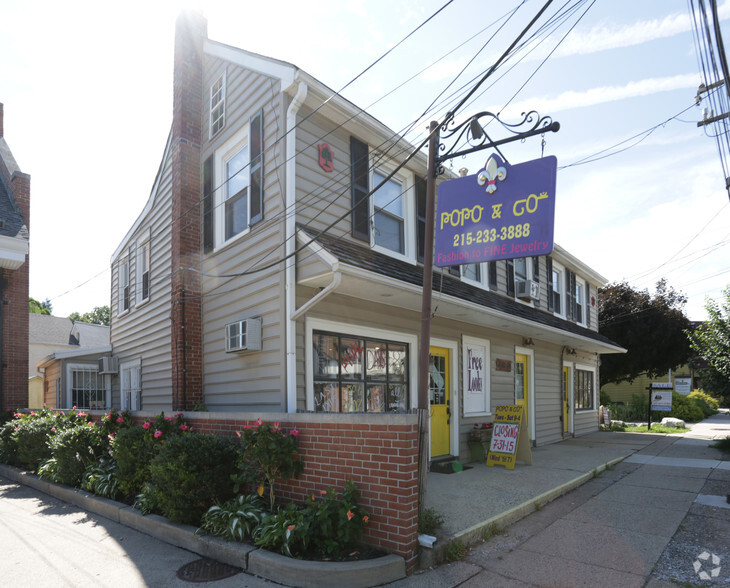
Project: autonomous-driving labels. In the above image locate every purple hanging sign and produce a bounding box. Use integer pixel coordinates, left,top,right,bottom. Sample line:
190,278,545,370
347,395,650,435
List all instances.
434,154,557,267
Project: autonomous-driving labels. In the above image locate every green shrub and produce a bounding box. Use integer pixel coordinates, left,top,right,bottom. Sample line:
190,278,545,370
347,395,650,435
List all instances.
0,410,14,425
688,390,719,417
199,494,268,542
111,426,158,498
12,411,61,469
146,432,238,525
82,458,120,500
660,392,704,423
39,423,107,486
0,420,19,465
111,412,188,499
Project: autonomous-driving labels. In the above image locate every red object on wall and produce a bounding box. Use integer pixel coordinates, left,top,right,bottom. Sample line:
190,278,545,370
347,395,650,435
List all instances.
318,143,334,172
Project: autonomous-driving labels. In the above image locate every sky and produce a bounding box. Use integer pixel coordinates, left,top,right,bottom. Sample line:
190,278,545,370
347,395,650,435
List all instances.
1,0,729,321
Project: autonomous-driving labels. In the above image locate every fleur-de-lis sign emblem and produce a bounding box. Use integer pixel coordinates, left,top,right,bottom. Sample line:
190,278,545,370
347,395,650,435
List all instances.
477,155,507,194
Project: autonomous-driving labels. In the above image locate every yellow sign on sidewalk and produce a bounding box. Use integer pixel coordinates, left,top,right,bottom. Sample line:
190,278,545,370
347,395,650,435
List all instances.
486,405,532,470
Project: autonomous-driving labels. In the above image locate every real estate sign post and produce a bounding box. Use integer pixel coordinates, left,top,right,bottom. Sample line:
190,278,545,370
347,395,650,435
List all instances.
647,382,673,430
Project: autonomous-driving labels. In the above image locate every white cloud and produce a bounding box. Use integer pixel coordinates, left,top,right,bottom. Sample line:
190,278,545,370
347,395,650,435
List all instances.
497,74,700,117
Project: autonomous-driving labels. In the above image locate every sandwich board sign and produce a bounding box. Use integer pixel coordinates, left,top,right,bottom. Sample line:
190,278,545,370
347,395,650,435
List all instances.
486,405,532,470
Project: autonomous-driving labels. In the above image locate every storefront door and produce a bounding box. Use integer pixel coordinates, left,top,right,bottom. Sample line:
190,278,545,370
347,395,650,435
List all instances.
515,353,529,433
563,365,570,434
429,347,450,457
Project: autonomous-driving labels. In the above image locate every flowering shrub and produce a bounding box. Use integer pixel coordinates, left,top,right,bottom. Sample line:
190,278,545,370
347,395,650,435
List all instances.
234,419,303,511
111,412,189,499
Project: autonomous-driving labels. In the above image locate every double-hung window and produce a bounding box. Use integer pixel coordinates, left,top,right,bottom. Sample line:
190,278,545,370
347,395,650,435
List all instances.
350,136,414,262
210,73,226,138
120,360,141,411
547,257,564,316
212,111,264,249
119,257,130,313
137,239,150,304
372,171,405,255
461,263,482,284
575,281,585,325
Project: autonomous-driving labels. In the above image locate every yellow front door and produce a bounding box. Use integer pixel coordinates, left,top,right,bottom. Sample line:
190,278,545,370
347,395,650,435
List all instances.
562,366,570,433
429,347,450,457
515,353,529,434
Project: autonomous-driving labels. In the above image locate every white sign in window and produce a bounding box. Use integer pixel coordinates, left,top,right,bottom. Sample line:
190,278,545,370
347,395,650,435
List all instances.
463,336,490,416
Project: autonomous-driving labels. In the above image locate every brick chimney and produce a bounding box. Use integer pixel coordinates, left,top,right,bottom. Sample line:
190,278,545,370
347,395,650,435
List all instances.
170,11,206,411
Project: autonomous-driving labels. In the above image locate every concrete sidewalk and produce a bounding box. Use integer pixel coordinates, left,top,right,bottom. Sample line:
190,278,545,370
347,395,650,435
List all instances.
394,411,730,587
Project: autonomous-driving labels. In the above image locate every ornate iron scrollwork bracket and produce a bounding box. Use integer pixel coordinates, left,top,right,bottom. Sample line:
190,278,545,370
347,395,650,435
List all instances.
433,110,560,176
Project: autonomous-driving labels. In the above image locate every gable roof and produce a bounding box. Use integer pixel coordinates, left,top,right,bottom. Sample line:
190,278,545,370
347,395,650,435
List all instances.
29,314,74,346
71,322,111,347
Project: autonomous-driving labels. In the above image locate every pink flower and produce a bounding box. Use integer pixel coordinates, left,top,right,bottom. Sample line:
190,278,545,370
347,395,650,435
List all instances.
165,416,174,421
108,433,116,440
287,524,296,531
242,425,251,430
116,417,124,424
362,515,369,524
272,422,280,432
180,424,189,431
154,430,162,438
73,406,77,410
290,429,300,437
142,421,151,430
255,417,263,427
189,426,194,432
320,490,327,495
78,412,88,418
347,510,354,520
311,493,316,501
87,422,95,427
51,427,56,432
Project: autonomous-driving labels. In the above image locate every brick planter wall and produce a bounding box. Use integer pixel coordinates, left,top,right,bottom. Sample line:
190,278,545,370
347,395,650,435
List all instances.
102,410,421,572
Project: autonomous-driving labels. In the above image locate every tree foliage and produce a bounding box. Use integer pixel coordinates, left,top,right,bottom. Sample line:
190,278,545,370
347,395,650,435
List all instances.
686,285,730,404
69,305,110,326
29,297,52,315
598,279,692,386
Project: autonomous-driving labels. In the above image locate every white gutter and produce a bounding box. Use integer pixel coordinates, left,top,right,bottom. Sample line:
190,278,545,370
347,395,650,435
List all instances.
285,79,308,413
291,272,342,321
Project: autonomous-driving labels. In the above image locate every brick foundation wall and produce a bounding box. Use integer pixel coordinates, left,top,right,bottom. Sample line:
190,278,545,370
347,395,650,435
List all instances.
91,410,421,572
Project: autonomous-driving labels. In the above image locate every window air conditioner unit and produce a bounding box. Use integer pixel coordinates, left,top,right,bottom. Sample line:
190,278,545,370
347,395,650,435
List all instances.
225,317,262,353
98,356,119,375
516,279,540,301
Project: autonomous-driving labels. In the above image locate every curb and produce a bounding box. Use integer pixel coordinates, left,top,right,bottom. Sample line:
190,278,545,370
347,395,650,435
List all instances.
0,464,405,587
418,455,628,568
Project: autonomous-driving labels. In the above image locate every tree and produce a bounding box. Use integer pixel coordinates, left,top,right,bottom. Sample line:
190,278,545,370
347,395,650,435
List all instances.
686,286,730,405
598,279,692,386
69,305,110,326
29,297,52,315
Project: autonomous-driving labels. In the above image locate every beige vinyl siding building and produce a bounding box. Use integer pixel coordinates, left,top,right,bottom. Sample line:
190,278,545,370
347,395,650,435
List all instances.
103,12,623,457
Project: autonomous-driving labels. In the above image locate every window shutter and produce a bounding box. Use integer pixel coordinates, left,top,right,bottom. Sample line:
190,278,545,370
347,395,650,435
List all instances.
249,109,264,225
350,136,370,241
546,256,553,312
506,259,515,297
566,270,576,321
532,256,539,281
488,261,498,289
203,156,214,252
586,282,591,328
416,176,426,262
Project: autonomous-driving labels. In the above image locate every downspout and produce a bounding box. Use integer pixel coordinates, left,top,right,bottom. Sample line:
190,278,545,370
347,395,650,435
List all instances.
285,79,308,413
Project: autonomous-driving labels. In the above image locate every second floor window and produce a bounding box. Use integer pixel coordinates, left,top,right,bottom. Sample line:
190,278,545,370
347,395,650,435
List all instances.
138,241,150,303
210,73,226,137
120,258,130,313
372,171,405,254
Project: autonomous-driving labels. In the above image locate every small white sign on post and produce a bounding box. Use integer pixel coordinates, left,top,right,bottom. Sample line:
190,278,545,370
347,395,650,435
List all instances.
675,377,692,395
651,382,673,411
